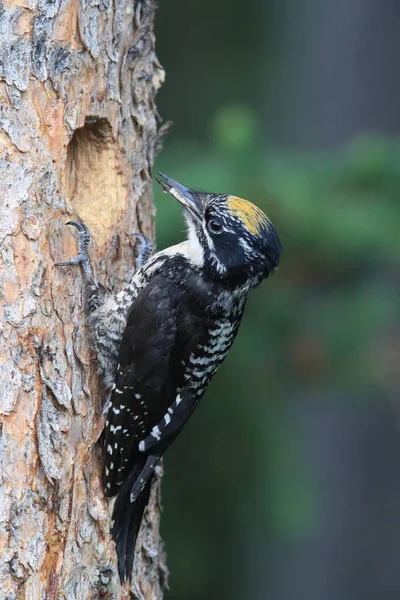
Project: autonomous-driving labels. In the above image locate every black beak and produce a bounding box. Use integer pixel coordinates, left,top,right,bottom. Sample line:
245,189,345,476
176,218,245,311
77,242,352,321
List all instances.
156,172,203,222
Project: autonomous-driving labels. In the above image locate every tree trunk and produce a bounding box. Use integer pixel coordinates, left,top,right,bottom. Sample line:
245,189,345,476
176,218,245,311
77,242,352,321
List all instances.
0,1,167,598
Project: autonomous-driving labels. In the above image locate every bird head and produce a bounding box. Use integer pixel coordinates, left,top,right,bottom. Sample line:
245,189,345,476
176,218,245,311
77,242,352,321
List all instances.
156,173,281,289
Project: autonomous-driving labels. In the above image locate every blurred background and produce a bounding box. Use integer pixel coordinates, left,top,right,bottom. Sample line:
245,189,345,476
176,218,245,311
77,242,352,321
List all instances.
153,2,400,599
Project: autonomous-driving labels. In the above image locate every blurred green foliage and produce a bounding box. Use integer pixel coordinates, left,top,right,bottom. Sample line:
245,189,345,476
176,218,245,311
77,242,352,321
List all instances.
153,103,400,600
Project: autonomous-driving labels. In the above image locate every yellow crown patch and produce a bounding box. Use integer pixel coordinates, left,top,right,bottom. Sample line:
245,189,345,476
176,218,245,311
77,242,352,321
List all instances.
227,196,269,236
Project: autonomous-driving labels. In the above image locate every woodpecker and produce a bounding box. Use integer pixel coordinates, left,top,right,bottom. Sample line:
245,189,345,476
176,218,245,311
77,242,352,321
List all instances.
55,173,281,583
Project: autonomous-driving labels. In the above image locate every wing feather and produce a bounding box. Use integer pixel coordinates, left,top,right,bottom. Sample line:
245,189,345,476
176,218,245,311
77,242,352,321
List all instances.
104,276,184,496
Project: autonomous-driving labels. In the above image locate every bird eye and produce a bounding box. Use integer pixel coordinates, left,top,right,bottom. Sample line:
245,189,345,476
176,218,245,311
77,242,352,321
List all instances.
208,219,223,234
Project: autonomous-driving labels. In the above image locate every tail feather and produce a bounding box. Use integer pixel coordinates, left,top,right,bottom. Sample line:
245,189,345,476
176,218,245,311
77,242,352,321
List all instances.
111,468,153,582
125,481,152,580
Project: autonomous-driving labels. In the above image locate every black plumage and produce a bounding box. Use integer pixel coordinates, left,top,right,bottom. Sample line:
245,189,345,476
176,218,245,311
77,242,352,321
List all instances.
55,173,281,584
103,264,246,580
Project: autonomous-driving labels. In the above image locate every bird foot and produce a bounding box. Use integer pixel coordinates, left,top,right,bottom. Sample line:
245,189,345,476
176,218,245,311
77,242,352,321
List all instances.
55,221,94,281
132,233,152,269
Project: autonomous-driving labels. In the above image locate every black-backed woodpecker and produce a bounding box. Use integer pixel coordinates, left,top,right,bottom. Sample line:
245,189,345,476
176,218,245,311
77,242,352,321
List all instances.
55,173,281,583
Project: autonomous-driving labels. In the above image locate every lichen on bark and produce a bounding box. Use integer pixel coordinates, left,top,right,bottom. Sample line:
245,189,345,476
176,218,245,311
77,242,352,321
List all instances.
0,1,167,597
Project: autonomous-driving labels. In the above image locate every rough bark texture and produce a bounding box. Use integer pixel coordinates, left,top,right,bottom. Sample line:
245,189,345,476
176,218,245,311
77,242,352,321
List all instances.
0,1,167,598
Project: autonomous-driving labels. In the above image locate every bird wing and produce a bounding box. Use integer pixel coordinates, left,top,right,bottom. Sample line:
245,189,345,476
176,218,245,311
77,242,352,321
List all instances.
103,274,195,497
138,389,198,454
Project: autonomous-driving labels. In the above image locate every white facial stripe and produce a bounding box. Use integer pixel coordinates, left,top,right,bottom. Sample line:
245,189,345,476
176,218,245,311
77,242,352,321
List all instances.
239,237,252,253
184,220,204,266
203,227,215,253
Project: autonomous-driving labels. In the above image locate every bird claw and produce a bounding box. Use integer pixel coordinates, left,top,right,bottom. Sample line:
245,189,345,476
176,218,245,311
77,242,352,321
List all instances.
56,222,151,279
132,233,152,269
55,221,94,281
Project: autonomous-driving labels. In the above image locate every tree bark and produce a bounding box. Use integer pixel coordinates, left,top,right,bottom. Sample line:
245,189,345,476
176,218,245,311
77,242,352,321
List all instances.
0,1,167,598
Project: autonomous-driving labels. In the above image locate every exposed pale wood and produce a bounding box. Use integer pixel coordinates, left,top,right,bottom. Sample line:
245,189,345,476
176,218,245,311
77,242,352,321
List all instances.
0,1,167,597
